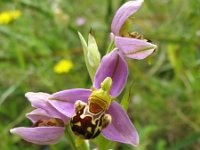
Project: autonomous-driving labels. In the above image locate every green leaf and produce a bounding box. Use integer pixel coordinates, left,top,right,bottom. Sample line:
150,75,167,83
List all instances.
87,33,101,71
78,32,88,56
78,32,91,79
78,32,101,81
121,81,134,111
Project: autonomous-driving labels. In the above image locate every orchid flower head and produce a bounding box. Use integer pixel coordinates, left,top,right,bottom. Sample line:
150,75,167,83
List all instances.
111,0,157,60
49,50,139,146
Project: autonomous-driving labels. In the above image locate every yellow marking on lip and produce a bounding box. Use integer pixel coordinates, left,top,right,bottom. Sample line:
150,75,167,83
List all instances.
74,122,81,126
87,127,92,133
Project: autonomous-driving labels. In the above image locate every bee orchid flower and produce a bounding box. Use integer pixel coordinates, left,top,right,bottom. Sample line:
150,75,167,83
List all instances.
111,0,157,59
48,50,139,146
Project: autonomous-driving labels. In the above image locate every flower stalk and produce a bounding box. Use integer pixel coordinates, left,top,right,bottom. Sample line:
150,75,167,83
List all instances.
65,125,90,150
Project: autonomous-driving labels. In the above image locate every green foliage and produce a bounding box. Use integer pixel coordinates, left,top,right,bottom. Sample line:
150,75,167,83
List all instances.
78,32,100,81
120,81,134,111
0,0,200,150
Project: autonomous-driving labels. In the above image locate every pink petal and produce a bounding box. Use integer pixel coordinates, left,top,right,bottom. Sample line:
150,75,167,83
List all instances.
115,36,157,59
48,89,91,117
25,92,67,121
111,0,144,35
48,100,75,118
50,88,91,102
102,101,139,146
94,49,128,97
26,108,51,124
10,127,64,145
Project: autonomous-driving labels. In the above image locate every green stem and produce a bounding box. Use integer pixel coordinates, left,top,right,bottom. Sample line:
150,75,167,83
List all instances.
65,126,90,150
65,126,79,150
106,40,115,54
76,137,90,150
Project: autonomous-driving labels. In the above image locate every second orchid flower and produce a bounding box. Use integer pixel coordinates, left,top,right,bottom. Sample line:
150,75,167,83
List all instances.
111,0,157,60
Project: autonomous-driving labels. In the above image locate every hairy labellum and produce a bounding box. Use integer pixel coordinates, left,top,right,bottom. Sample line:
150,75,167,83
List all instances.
70,100,111,139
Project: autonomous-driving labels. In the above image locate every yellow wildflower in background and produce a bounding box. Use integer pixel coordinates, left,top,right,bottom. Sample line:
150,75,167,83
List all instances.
0,10,21,24
54,59,74,74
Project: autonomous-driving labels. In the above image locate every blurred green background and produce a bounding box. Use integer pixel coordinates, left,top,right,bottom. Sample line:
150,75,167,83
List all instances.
0,0,200,149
